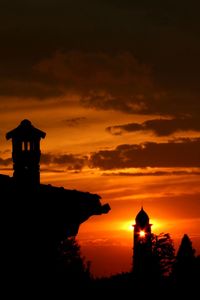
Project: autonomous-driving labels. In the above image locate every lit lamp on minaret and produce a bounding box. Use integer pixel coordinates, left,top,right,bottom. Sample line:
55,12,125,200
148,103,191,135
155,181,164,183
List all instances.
6,119,46,189
132,207,152,277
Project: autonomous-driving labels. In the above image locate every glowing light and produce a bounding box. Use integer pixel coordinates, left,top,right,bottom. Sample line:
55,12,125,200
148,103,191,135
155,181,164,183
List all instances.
139,230,146,238
128,224,134,231
120,221,134,232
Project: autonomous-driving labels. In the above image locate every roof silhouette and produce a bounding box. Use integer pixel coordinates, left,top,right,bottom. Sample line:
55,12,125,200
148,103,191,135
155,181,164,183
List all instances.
135,207,149,227
6,119,46,140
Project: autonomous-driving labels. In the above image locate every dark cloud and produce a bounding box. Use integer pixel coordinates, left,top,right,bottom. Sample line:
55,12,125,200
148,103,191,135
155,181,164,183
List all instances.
107,123,144,136
0,78,62,99
106,117,200,136
1,138,200,173
0,50,155,104
89,138,200,170
62,117,87,127
41,153,88,171
0,152,87,172
0,1,199,119
33,51,200,118
35,51,153,109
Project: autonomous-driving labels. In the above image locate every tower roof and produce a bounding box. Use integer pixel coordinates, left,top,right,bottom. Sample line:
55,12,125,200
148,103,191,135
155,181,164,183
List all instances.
135,207,149,227
6,119,46,140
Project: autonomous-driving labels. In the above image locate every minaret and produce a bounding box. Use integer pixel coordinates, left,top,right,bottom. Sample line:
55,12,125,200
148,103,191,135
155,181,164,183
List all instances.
6,119,46,189
133,207,152,278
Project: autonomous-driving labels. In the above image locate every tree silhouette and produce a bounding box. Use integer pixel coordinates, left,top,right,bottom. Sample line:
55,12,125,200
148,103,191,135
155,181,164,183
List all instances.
173,234,196,288
151,233,175,279
56,237,91,289
176,234,195,259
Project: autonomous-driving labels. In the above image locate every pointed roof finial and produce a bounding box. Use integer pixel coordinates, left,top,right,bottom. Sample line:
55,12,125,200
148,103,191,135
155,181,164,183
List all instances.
135,207,149,227
6,119,46,140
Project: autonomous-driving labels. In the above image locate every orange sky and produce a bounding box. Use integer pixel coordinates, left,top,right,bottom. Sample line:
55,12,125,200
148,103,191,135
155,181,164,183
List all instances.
1,1,200,277
1,101,200,277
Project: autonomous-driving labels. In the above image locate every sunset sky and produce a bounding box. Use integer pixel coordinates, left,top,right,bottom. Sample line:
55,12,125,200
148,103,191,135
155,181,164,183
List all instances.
1,1,200,277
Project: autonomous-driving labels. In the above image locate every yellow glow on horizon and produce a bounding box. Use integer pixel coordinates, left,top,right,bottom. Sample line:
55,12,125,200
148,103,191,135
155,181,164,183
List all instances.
128,224,134,231
120,221,134,232
120,219,165,234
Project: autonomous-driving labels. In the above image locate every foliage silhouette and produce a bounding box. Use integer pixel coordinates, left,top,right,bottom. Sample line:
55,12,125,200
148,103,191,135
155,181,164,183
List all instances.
56,237,91,287
152,232,175,277
173,234,196,289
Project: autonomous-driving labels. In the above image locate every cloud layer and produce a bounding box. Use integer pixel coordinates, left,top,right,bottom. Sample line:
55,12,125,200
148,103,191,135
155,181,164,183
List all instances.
1,1,200,120
90,138,200,170
1,138,200,172
41,153,88,171
106,117,200,136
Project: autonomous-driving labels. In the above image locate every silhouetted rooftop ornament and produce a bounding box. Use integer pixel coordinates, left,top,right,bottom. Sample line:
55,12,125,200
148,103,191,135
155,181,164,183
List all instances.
6,119,46,187
6,119,46,141
135,207,149,227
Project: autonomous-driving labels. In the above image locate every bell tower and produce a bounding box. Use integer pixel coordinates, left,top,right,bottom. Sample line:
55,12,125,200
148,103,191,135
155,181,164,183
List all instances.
6,119,46,189
133,207,152,278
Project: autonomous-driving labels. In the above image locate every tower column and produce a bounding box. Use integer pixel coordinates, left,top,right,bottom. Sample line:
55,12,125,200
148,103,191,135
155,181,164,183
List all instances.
133,207,153,278
6,119,46,190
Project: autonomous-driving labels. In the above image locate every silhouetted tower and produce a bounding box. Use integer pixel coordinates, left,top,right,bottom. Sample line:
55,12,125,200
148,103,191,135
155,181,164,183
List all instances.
133,207,152,278
6,119,46,189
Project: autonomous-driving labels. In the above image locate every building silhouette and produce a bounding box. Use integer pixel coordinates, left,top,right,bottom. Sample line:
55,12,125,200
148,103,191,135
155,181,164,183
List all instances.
1,120,110,290
3,119,110,236
133,207,152,278
6,119,46,189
